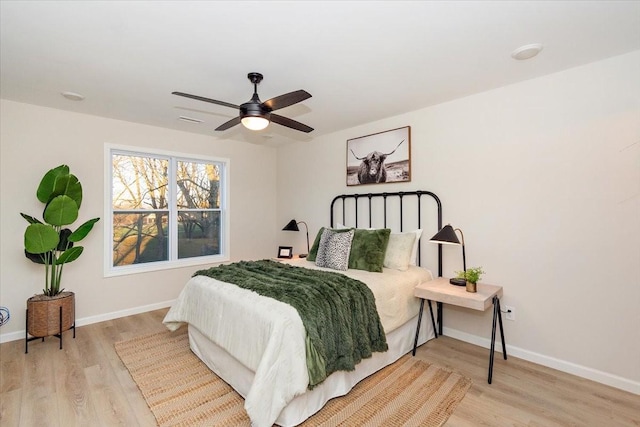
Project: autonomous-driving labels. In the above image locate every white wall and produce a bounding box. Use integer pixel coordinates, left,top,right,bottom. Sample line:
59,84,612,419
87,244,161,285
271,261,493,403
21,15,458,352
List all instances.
0,100,278,339
277,51,640,393
2,51,637,395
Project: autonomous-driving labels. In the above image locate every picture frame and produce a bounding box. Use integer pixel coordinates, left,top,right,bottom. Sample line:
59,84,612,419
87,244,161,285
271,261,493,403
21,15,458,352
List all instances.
277,246,293,258
346,126,411,186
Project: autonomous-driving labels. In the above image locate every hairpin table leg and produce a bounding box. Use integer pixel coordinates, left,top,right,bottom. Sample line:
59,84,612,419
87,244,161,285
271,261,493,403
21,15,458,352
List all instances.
488,296,507,384
427,300,438,338
412,299,425,356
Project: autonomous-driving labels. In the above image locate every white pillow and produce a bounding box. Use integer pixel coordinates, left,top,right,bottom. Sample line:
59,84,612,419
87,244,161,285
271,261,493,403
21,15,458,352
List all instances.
336,223,422,270
383,232,416,271
337,224,422,266
408,229,423,266
315,228,354,271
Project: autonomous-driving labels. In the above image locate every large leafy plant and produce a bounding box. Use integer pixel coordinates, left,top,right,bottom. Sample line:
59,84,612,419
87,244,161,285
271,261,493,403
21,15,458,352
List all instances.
21,165,100,296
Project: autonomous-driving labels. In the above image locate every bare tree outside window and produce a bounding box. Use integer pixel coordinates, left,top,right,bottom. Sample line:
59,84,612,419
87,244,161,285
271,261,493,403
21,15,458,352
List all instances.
111,152,223,268
176,161,221,258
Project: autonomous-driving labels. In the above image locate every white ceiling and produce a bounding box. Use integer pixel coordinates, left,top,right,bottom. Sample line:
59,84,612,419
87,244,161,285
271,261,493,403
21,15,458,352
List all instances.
2,1,639,146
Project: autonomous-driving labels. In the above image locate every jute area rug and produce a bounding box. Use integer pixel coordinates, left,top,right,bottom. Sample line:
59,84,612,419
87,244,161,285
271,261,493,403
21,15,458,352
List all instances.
115,328,471,427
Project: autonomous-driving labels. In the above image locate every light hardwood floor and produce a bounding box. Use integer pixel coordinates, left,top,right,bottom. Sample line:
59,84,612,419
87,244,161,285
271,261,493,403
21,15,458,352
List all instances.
1,309,638,426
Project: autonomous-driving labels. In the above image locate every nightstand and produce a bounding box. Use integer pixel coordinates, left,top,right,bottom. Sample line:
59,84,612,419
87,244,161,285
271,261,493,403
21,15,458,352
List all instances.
412,277,507,384
271,255,305,262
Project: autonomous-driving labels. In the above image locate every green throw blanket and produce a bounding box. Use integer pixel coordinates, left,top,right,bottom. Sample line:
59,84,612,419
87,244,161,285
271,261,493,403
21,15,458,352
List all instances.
193,260,388,387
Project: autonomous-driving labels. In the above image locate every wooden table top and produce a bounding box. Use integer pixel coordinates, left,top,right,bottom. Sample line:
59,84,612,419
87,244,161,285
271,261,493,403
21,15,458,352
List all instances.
414,277,503,311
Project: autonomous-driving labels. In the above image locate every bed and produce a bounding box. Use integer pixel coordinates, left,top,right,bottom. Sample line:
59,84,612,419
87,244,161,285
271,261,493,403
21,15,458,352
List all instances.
163,190,443,427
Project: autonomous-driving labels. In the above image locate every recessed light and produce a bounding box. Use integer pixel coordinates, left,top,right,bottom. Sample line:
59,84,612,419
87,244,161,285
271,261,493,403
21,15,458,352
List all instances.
511,43,543,60
178,116,203,124
61,91,85,101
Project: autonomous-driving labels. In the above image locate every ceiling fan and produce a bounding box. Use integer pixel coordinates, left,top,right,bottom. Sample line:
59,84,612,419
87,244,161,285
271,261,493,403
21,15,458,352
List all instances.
172,72,313,133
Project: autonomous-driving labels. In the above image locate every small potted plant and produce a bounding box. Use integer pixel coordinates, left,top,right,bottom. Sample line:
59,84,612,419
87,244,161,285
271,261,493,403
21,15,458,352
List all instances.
455,266,485,293
21,165,99,349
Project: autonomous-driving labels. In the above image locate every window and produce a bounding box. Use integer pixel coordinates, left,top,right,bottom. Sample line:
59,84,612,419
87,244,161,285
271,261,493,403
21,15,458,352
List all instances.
105,145,229,276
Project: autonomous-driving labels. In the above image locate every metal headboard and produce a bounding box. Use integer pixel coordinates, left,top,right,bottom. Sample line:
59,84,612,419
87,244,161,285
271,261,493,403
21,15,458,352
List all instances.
330,190,442,276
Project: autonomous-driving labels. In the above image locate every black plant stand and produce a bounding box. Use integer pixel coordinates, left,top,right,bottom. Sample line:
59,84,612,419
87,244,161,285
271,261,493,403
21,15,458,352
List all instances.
25,306,76,353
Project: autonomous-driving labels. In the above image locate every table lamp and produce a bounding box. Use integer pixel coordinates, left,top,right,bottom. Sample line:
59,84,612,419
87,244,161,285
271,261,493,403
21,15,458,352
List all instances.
430,224,466,286
282,219,310,258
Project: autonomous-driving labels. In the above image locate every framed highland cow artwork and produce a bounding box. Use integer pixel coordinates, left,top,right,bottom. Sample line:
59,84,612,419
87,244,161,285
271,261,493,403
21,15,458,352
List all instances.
346,126,411,186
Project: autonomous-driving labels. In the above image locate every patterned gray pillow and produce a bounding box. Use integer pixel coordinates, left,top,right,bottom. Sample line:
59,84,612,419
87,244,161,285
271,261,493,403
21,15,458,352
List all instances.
315,228,354,271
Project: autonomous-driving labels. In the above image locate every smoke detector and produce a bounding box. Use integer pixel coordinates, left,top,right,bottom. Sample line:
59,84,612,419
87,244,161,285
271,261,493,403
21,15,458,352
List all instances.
511,43,543,60
61,91,85,101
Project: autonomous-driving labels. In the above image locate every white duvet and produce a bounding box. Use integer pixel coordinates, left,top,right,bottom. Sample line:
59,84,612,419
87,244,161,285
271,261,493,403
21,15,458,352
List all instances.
163,259,433,427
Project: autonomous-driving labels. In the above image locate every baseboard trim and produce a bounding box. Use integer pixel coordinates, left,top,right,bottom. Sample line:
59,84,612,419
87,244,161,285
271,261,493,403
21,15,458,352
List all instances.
0,300,175,344
442,326,640,395
3,303,637,395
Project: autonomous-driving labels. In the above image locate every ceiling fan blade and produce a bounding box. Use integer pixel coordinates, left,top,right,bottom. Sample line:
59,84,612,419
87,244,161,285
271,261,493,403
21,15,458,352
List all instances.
172,92,240,110
215,116,241,131
270,114,314,133
262,90,311,111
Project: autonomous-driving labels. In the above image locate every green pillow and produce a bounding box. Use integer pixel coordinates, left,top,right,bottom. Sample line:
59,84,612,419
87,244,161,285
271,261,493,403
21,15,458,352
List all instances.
348,228,391,272
308,227,353,261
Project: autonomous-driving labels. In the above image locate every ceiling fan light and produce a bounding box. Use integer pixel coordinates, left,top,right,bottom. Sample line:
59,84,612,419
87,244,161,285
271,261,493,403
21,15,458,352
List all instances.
241,116,270,131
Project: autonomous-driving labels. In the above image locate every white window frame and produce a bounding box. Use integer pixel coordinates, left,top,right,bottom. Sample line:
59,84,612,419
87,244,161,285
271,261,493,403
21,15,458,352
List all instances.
104,144,230,277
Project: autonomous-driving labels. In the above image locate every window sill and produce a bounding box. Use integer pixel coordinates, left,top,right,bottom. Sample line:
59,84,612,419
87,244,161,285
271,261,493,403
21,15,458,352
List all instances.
104,254,230,278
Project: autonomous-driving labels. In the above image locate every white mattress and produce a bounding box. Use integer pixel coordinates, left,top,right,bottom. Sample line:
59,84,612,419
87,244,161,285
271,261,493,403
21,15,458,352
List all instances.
164,259,435,426
189,308,434,426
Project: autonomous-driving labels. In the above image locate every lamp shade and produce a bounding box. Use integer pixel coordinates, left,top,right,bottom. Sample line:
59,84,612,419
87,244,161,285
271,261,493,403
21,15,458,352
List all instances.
241,116,270,131
282,219,300,232
429,224,461,245
429,224,467,286
282,219,310,257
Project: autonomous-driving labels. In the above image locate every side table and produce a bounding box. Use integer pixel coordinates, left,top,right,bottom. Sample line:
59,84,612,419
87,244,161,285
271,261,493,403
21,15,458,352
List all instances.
413,277,507,384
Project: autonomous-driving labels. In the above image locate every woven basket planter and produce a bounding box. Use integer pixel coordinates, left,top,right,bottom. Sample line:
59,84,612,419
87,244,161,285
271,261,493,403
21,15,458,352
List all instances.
26,291,75,338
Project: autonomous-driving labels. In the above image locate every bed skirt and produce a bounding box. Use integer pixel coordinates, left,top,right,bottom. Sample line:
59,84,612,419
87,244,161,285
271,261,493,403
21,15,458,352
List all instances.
188,309,435,427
